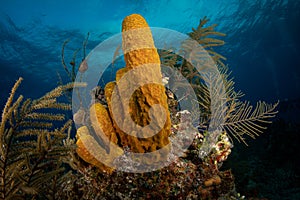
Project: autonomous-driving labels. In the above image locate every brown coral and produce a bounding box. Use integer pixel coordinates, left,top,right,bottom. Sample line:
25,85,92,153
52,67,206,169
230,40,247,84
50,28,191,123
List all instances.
204,175,222,187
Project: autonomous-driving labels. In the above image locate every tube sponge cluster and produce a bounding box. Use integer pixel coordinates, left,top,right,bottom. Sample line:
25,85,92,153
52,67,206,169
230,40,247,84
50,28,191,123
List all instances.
76,14,171,172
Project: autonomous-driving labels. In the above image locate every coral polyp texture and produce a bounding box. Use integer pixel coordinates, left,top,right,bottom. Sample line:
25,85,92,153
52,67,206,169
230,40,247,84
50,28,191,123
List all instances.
75,13,171,172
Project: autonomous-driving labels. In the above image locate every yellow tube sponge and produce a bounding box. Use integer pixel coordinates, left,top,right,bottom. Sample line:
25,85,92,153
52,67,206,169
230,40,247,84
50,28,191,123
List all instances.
122,14,160,69
89,102,118,145
76,126,120,174
105,13,171,155
75,13,171,170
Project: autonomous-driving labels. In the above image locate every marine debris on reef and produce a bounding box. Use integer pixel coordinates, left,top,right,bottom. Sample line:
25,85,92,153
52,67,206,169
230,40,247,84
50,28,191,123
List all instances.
0,13,279,199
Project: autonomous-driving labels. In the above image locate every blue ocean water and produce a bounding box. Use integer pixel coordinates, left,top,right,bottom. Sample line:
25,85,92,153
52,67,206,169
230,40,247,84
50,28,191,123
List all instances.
0,0,299,198
1,0,299,104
